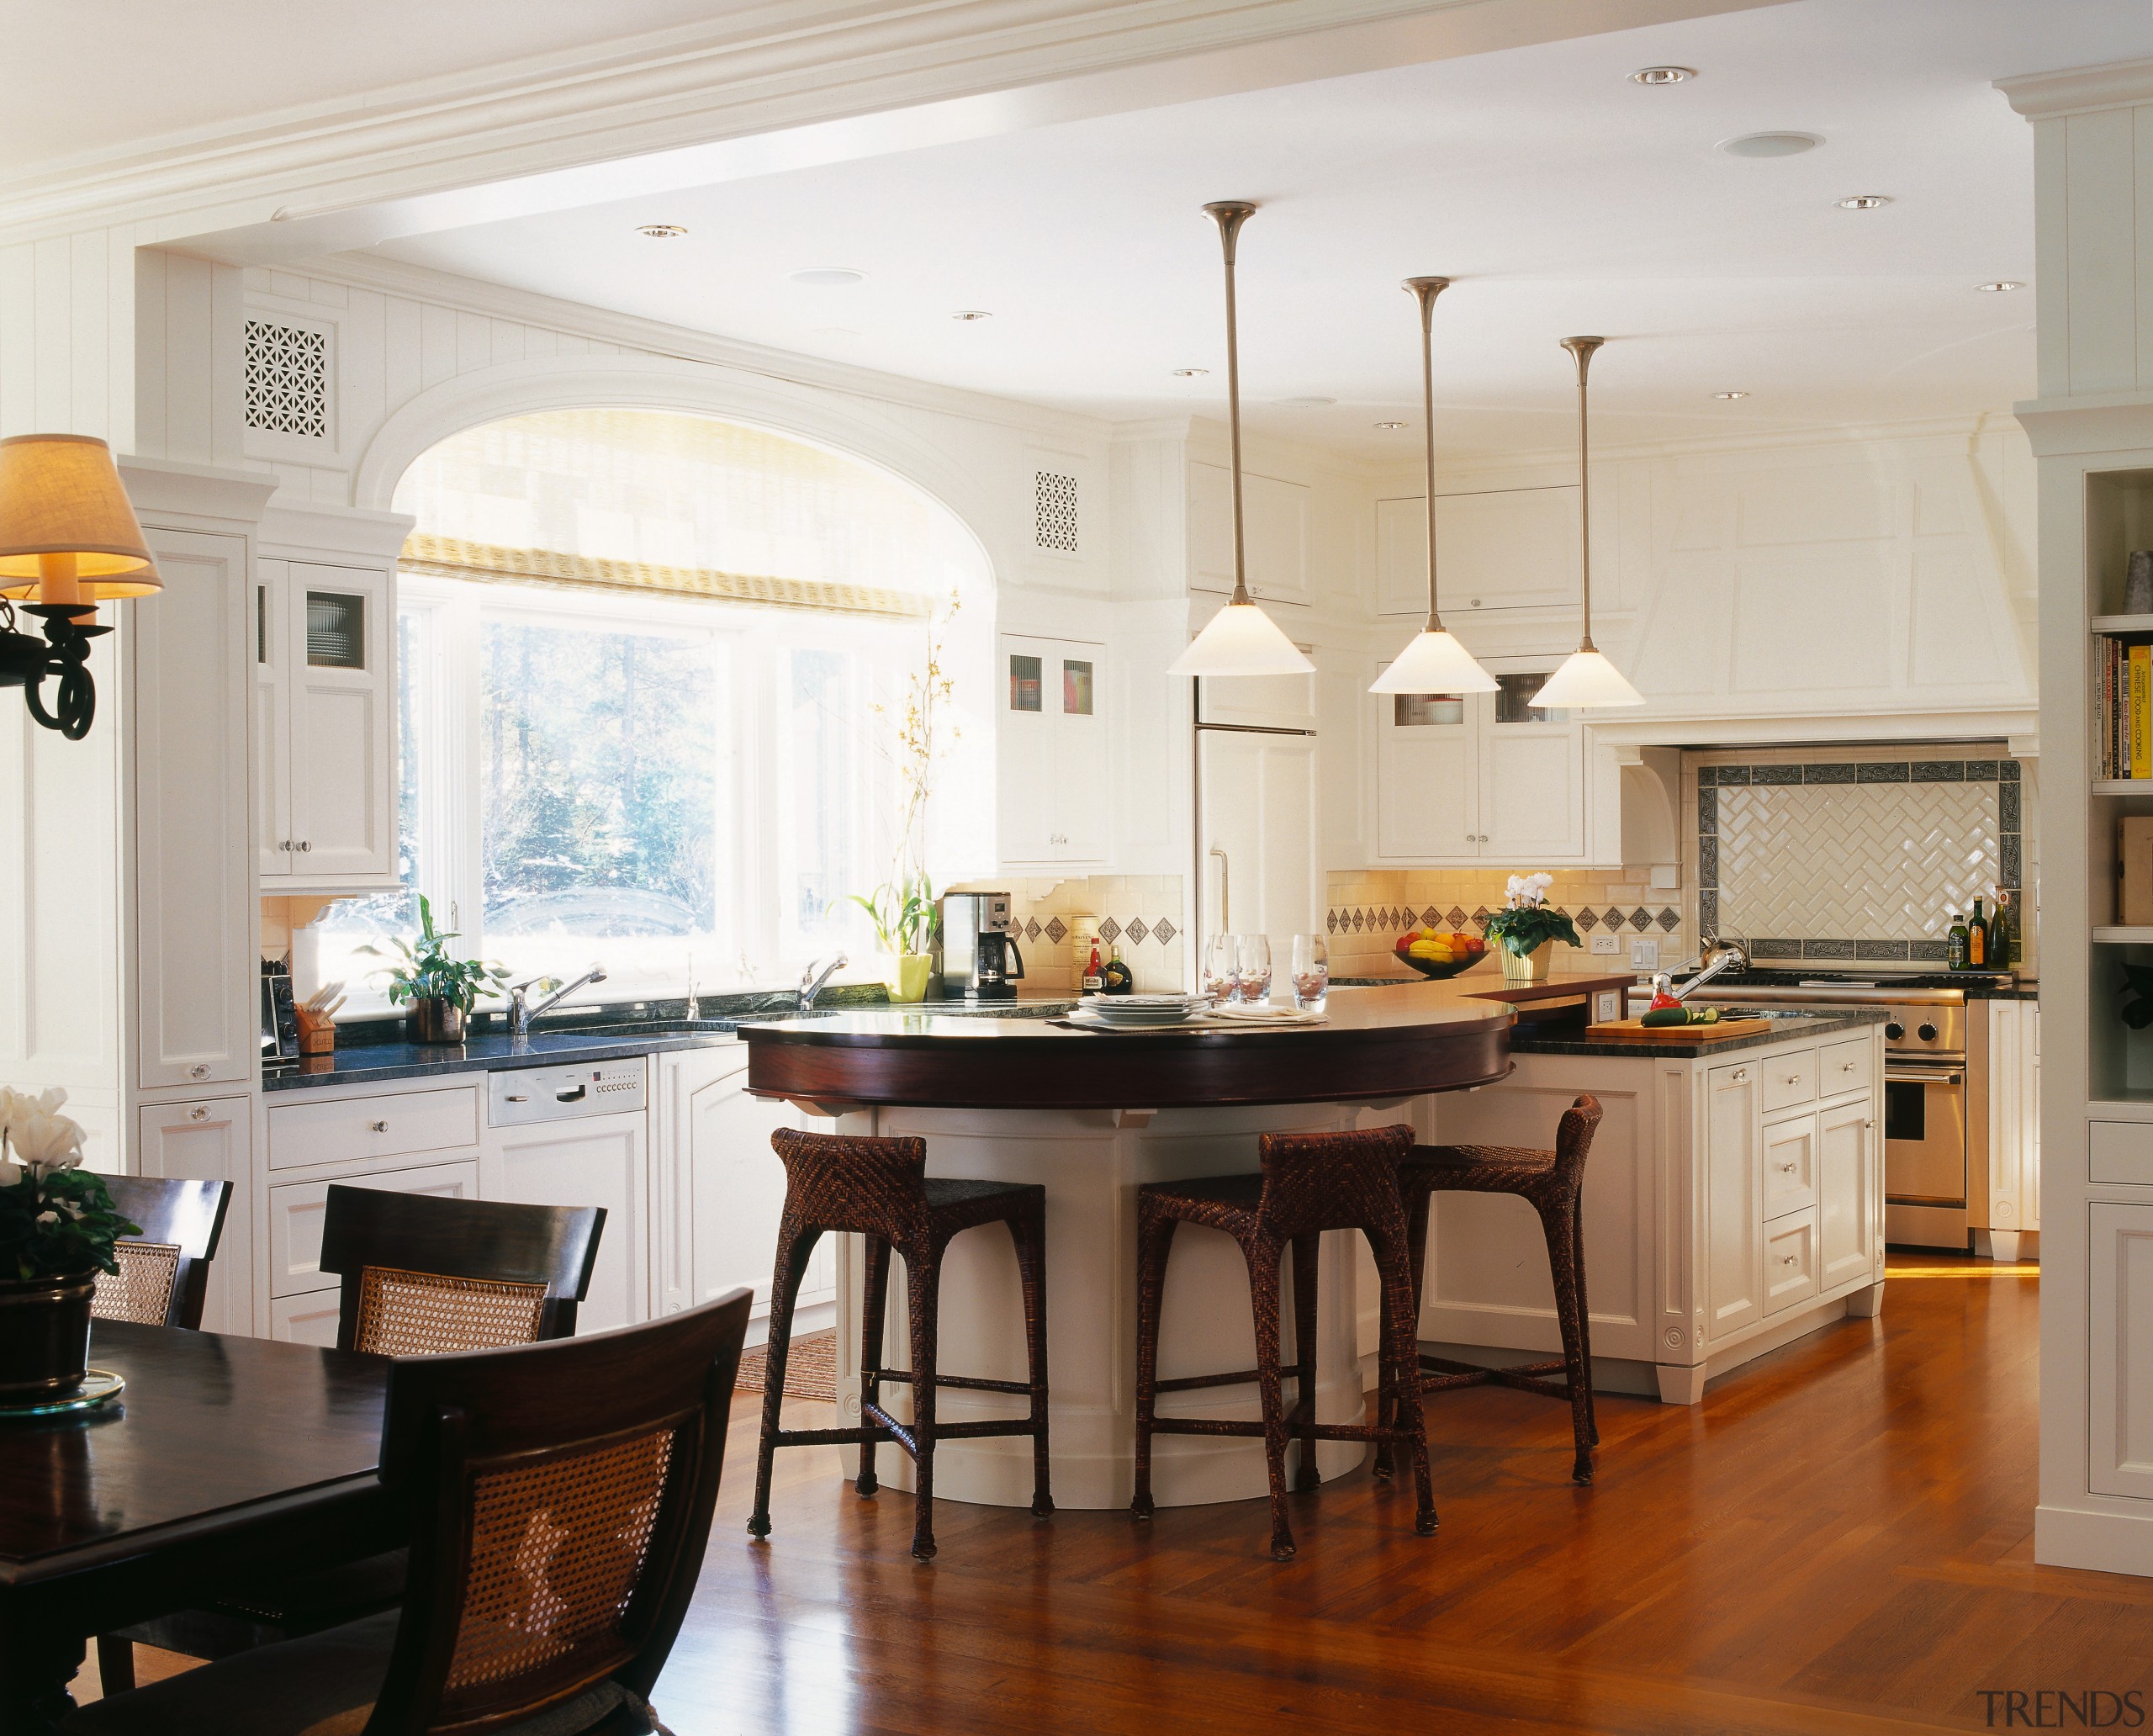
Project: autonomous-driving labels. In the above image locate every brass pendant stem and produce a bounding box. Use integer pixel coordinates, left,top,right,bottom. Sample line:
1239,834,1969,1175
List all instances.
1404,277,1450,633
1562,336,1605,653
1205,201,1257,607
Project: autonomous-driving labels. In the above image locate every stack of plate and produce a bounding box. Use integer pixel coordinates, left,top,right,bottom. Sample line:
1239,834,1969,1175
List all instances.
1070,993,1213,1029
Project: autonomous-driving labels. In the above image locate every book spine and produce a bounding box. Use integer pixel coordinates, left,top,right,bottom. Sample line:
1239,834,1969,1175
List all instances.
2136,643,2150,780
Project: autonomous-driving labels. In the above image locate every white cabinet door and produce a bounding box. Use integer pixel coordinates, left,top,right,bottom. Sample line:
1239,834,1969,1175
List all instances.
255,561,293,881
1376,495,1429,617
132,527,254,1091
137,1097,253,1336
1762,1113,1817,1220
1189,463,1309,604
2090,1202,2153,1500
284,561,395,881
1480,675,1585,861
997,634,1106,866
267,1159,479,1299
271,1289,343,1347
483,1112,647,1334
1376,489,1579,615
1050,645,1106,862
1376,692,1477,860
1817,1095,1879,1292
1198,729,1320,941
1704,1060,1764,1344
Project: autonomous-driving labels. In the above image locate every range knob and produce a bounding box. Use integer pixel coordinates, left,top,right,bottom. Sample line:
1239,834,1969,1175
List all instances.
1918,1022,1939,1043
1884,1020,1904,1040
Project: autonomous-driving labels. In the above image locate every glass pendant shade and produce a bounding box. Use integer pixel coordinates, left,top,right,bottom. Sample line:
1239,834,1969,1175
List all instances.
1369,627,1498,693
0,434,160,606
1530,647,1643,709
1169,598,1315,677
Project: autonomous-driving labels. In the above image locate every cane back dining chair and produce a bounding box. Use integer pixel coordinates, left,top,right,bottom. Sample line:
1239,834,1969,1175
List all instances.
67,1289,752,1736
85,1175,234,1330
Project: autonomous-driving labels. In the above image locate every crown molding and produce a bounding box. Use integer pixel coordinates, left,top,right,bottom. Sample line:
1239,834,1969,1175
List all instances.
278,252,1119,447
1997,56,2153,119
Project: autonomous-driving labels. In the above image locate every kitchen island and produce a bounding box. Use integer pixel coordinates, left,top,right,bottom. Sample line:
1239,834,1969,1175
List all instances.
742,991,1512,1511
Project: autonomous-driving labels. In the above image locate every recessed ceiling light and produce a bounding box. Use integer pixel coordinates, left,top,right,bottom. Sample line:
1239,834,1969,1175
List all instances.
789,267,867,287
952,309,992,321
1278,395,1336,407
1711,390,1750,400
1719,132,1822,158
1172,367,1209,378
1976,279,2025,293
1630,66,1694,86
1373,420,1408,431
636,224,688,240
1837,194,1891,210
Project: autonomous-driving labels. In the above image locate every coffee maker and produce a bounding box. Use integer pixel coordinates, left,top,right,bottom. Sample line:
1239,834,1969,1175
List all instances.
935,892,1026,1002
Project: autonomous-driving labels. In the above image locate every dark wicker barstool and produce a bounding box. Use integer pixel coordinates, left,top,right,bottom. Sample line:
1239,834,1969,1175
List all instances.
1131,1121,1434,1561
749,1127,1052,1561
1391,1093,1605,1486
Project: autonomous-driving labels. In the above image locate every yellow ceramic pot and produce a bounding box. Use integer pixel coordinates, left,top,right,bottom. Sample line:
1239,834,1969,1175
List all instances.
883,953,932,1003
1500,941,1554,985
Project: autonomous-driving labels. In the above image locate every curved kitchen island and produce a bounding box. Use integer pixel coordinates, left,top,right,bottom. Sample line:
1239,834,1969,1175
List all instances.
742,990,1512,1511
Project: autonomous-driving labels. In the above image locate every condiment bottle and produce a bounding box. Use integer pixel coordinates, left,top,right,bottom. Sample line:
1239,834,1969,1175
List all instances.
1082,939,1103,993
1946,908,1970,971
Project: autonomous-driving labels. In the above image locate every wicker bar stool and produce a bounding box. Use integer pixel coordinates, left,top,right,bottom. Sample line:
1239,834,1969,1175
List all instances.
1390,1093,1605,1486
749,1127,1051,1562
1131,1122,1434,1561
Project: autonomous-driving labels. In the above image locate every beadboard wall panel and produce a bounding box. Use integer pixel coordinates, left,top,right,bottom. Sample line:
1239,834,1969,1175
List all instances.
0,226,137,446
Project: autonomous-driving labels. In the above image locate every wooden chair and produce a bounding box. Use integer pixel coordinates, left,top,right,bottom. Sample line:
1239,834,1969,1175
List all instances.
68,1289,752,1736
1131,1123,1435,1561
95,1188,607,1695
86,1175,233,1329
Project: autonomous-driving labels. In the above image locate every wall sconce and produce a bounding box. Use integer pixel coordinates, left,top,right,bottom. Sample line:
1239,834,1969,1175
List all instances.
0,435,161,739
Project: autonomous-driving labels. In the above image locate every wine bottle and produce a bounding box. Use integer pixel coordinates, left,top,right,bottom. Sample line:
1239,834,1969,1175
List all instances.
1946,908,1970,971
1968,896,1986,968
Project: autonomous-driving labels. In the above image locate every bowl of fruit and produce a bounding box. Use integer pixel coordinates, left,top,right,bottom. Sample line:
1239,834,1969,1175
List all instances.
1394,928,1490,979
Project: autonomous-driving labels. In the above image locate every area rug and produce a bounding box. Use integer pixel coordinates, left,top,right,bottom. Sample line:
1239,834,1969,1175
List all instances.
735,1327,838,1400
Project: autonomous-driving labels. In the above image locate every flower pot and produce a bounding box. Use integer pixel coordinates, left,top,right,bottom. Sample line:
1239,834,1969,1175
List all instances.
0,1270,96,1396
1500,941,1554,985
882,953,932,1003
407,998,467,1044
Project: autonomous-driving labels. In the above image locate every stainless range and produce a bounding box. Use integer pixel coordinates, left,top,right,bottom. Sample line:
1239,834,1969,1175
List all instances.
1666,971,2000,1251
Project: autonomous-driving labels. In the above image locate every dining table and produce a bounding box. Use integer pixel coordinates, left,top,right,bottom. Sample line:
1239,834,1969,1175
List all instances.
0,1321,398,1734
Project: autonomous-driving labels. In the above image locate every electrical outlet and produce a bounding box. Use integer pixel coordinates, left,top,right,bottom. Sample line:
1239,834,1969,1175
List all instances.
1590,933,1620,955
1630,937,1661,971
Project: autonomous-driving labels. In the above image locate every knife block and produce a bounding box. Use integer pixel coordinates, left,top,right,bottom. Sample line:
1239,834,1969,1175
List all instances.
293,1003,336,1055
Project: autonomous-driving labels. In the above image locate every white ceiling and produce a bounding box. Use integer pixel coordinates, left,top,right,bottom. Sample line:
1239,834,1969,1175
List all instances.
358,0,2153,459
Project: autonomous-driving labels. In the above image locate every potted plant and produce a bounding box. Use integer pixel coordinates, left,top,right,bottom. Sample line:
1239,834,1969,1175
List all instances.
0,1088,136,1396
850,872,937,1003
366,895,511,1043
1483,872,1583,985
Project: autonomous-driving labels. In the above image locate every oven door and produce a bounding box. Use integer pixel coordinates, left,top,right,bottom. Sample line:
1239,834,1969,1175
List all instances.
1882,1062,1968,1206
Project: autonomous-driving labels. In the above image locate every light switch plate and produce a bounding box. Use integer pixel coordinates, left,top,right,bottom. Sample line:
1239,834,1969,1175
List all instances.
1629,937,1660,971
1590,933,1621,955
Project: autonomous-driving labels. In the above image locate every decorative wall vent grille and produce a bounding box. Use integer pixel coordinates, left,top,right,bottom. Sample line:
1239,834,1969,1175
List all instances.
245,319,329,440
1034,470,1079,554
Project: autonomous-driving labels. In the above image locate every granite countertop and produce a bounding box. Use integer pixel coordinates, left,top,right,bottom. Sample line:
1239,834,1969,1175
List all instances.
262,987,1077,1091
1510,1007,1891,1060
1711,969,2037,1002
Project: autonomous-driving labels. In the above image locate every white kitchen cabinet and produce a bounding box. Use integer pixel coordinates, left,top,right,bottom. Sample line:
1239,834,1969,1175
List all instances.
1817,1096,1881,1291
130,526,256,1093
1189,461,1309,605
1376,486,1580,617
267,1157,479,1300
1198,728,1321,941
271,1289,344,1347
1376,671,1585,863
1981,1000,2041,1253
2090,1202,2153,1501
1762,1113,1817,1220
997,632,1107,866
1705,1060,1764,1344
136,1096,253,1336
256,557,397,887
482,1108,647,1335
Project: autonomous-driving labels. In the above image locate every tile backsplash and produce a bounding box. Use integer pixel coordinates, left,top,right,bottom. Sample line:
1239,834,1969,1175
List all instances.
947,876,1185,993
1325,870,1687,981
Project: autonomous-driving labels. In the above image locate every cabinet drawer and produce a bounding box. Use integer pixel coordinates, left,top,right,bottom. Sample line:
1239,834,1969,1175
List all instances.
1764,1113,1817,1220
270,1289,344,1347
1761,1049,1818,1114
267,1159,479,1297
1764,1210,1819,1318
1820,1038,1873,1098
2092,1120,2153,1187
267,1085,480,1172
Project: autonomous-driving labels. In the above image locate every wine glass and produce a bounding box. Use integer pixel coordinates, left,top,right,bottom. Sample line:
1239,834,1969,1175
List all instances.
1235,934,1273,1004
1203,934,1237,1005
1290,934,1328,1011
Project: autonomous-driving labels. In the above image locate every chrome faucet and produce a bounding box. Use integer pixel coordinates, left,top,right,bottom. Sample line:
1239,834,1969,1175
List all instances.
1665,941,1748,1003
507,964,607,1035
798,954,847,1013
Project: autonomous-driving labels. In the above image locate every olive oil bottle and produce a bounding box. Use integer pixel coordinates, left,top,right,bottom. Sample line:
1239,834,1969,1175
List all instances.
1946,907,1970,971
1968,896,1987,968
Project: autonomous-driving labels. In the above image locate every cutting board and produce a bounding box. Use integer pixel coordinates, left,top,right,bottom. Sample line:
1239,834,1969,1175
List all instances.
1584,1015,1775,1044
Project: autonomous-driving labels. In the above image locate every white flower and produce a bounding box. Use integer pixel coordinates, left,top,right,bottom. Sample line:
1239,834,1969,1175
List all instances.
34,1209,56,1225
12,1109,87,1178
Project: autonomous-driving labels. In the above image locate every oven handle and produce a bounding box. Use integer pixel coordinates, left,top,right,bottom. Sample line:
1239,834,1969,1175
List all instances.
1885,1067,1965,1087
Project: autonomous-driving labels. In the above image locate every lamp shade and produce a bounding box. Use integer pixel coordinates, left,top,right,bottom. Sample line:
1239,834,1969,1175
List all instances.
1370,628,1500,695
1529,647,1643,709
0,434,160,604
1168,598,1316,677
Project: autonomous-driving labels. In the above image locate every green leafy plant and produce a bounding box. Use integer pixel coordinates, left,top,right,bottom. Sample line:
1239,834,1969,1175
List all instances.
1482,871,1583,959
0,1087,138,1281
362,895,513,1013
849,871,937,958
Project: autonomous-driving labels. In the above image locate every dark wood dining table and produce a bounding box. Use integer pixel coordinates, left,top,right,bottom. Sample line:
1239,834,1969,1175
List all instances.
0,1321,398,1734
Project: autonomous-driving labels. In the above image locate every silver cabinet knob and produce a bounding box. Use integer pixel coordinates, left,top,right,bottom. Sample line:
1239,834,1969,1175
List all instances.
369,1120,388,1133
1842,1061,1857,1072
1778,1162,1797,1173
1782,1255,1799,1266
278,839,293,852
188,1064,209,1079
188,1106,209,1122
298,840,311,853
1732,1069,1748,1083
1785,1074,1800,1084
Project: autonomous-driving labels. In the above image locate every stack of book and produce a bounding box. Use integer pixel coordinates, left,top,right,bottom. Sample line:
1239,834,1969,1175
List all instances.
2099,635,2151,780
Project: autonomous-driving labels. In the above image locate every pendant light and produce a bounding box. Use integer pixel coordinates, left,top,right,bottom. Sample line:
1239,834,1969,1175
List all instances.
1167,201,1315,679
1530,336,1643,710
1370,278,1497,696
